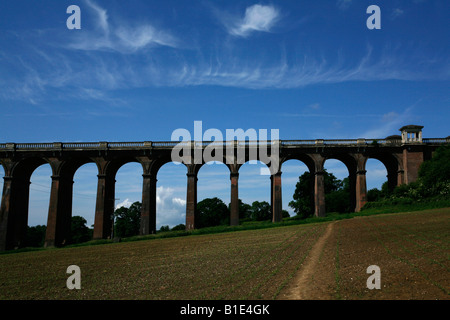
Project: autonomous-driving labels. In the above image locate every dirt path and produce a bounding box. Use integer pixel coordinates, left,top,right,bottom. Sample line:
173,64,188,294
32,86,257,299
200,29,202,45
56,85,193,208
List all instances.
279,221,336,300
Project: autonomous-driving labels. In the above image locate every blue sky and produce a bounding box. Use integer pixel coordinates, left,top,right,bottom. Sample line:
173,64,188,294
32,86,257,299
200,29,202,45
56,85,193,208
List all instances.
0,0,449,228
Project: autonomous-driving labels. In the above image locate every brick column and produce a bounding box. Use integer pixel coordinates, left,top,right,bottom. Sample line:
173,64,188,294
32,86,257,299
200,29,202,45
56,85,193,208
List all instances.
230,172,239,226
402,148,424,184
2,176,31,250
45,175,73,247
397,170,405,186
186,172,197,230
314,171,326,217
349,171,357,212
93,173,115,239
355,170,367,212
140,173,157,235
387,169,399,192
270,175,274,215
272,172,282,222
0,176,13,251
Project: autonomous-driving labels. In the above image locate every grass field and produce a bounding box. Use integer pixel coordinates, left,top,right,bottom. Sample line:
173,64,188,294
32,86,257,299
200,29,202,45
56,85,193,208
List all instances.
0,208,448,300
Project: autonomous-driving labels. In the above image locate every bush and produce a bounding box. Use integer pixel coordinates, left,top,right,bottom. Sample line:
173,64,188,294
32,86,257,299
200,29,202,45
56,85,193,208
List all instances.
24,225,46,247
419,145,450,188
171,224,186,231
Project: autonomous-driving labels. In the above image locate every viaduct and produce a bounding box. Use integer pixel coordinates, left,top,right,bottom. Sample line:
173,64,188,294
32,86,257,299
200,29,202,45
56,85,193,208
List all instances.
0,125,448,251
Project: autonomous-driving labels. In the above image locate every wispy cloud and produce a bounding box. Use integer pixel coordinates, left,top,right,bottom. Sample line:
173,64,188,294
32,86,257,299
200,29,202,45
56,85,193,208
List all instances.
85,0,109,34
223,4,280,37
2,36,448,106
68,0,178,53
360,105,417,138
391,8,404,20
146,44,447,89
1,2,448,105
307,103,320,110
337,0,352,10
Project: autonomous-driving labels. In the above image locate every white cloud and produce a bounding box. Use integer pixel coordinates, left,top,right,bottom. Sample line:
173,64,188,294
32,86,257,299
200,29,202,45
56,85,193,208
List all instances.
172,198,186,206
156,186,186,228
116,198,133,209
227,4,279,37
113,186,186,228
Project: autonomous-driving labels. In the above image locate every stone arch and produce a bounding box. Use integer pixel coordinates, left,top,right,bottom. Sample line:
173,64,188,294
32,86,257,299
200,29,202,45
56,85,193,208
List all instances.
10,157,50,180
104,157,143,180
1,157,51,249
364,152,403,191
281,153,318,174
42,157,101,248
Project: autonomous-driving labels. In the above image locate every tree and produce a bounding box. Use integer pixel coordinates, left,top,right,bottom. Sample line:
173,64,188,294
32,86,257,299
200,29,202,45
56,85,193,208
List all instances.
171,224,186,231
159,225,170,232
367,181,390,202
228,199,252,221
325,177,351,213
114,201,141,237
250,201,271,221
24,225,46,247
419,145,450,190
289,169,350,218
367,188,382,202
288,171,314,219
69,216,92,244
196,197,229,228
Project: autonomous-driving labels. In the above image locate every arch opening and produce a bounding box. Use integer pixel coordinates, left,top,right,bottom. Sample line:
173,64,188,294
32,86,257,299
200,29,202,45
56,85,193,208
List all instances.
281,159,311,219
238,160,271,222
24,162,52,248
365,158,389,203
323,158,353,214
112,161,143,238
196,161,231,228
0,163,4,206
367,154,401,192
71,162,98,243
155,162,187,231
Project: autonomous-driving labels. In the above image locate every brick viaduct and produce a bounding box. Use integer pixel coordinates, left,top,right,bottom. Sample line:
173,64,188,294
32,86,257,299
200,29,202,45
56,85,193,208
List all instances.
0,125,448,251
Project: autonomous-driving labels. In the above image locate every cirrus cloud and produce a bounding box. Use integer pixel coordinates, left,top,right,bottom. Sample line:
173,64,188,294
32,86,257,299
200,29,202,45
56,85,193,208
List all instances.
68,0,178,53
